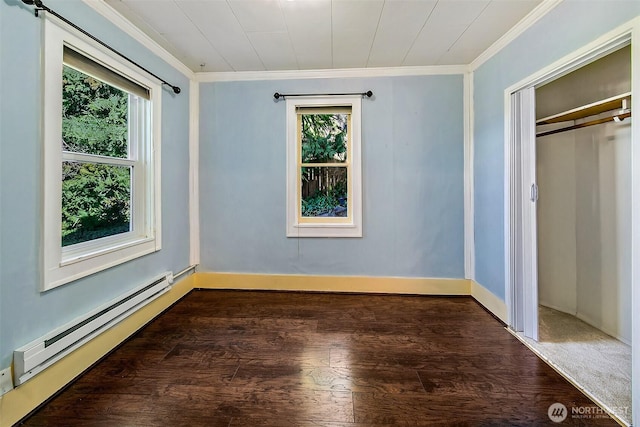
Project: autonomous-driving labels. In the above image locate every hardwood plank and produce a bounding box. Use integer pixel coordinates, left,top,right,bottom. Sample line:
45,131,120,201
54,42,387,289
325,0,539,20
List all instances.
148,316,319,337
26,394,157,422
353,392,617,425
228,421,439,427
229,364,425,393
20,290,617,426
156,386,354,423
24,413,232,427
239,346,331,368
160,342,242,366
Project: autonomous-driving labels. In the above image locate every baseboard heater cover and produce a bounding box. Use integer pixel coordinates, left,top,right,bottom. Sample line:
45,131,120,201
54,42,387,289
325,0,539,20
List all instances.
13,271,173,386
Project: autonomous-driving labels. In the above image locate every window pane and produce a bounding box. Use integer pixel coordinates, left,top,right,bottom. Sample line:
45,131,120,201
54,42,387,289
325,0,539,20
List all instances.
62,65,129,158
301,167,348,217
62,161,131,246
300,113,348,164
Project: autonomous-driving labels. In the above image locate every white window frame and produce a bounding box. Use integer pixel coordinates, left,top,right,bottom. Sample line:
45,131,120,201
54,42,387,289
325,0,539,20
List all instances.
286,96,362,237
42,17,162,291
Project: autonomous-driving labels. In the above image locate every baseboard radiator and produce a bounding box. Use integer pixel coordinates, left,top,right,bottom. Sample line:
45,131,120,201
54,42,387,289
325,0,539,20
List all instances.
13,272,174,386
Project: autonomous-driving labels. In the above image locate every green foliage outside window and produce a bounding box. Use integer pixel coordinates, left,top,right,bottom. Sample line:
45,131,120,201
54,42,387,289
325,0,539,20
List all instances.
300,113,347,163
301,176,347,217
300,113,348,217
61,66,131,246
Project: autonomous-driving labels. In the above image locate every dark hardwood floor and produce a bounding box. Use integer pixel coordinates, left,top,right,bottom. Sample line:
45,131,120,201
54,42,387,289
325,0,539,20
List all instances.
21,290,617,426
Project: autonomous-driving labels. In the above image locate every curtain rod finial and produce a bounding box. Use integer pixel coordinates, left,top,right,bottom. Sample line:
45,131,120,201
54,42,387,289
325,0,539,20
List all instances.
22,0,44,7
274,92,282,100
163,83,181,94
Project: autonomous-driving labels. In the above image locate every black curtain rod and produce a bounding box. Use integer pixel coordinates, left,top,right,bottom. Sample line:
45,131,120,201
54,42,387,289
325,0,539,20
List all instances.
22,0,181,94
274,91,373,100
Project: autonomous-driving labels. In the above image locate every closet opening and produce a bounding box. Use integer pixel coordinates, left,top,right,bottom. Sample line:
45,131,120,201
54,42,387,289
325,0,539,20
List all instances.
516,43,632,425
536,45,631,346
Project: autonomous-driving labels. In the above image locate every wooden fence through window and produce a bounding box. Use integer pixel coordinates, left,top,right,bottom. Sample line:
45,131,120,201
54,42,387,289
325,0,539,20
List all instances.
301,167,346,198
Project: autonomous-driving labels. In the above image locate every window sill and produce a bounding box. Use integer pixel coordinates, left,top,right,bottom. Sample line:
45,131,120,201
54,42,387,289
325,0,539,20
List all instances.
44,237,160,292
287,223,362,238
60,235,154,266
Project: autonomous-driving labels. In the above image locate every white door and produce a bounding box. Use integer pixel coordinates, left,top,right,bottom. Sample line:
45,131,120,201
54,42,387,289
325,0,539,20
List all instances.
508,87,538,341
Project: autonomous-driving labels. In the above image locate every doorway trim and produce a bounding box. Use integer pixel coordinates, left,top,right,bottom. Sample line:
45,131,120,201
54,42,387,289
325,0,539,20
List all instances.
504,24,633,335
503,16,639,425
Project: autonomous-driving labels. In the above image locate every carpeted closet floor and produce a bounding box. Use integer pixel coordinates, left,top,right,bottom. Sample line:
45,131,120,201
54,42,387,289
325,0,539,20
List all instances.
515,306,631,425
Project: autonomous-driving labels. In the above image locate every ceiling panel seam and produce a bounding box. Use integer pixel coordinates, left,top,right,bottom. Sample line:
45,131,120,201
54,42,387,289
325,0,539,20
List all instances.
436,1,492,65
175,0,234,72
401,0,439,66
365,0,386,68
225,0,268,71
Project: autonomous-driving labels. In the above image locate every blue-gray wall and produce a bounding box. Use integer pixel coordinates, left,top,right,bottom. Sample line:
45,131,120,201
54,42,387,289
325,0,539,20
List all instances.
199,75,465,278
0,0,191,368
473,0,640,300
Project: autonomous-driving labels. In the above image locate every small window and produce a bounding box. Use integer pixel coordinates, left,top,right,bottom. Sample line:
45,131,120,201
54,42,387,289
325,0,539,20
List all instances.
43,19,161,290
286,97,362,237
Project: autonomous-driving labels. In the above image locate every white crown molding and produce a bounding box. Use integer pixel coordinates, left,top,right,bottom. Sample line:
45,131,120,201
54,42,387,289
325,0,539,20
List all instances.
81,0,194,79
468,0,563,72
195,65,467,83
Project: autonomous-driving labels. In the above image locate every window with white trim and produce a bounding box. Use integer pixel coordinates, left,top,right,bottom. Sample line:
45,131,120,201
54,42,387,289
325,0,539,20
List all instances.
286,96,362,237
43,18,161,291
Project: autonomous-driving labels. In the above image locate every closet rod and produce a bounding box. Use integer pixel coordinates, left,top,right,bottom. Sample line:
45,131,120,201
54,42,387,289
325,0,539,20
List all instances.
536,111,631,138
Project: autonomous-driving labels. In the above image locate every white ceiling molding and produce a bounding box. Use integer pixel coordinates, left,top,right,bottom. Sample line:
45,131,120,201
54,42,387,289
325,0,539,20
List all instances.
81,0,194,79
195,65,468,83
468,0,563,72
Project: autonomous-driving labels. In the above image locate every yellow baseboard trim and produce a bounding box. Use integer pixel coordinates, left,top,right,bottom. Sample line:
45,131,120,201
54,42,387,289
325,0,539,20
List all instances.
194,272,471,295
470,280,508,323
0,275,194,427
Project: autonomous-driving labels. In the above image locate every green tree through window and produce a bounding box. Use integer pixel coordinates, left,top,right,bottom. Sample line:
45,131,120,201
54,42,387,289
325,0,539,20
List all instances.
300,112,349,217
61,66,131,246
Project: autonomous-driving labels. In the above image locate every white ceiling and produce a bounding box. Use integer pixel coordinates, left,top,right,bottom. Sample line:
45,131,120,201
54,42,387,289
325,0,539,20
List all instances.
104,0,543,73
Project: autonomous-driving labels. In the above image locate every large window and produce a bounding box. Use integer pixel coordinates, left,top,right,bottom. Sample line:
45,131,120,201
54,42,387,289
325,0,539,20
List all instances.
43,19,161,290
286,97,362,237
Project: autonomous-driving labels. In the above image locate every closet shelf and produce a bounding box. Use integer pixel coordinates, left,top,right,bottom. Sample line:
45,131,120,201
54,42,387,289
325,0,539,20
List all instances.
537,111,631,138
537,92,631,125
